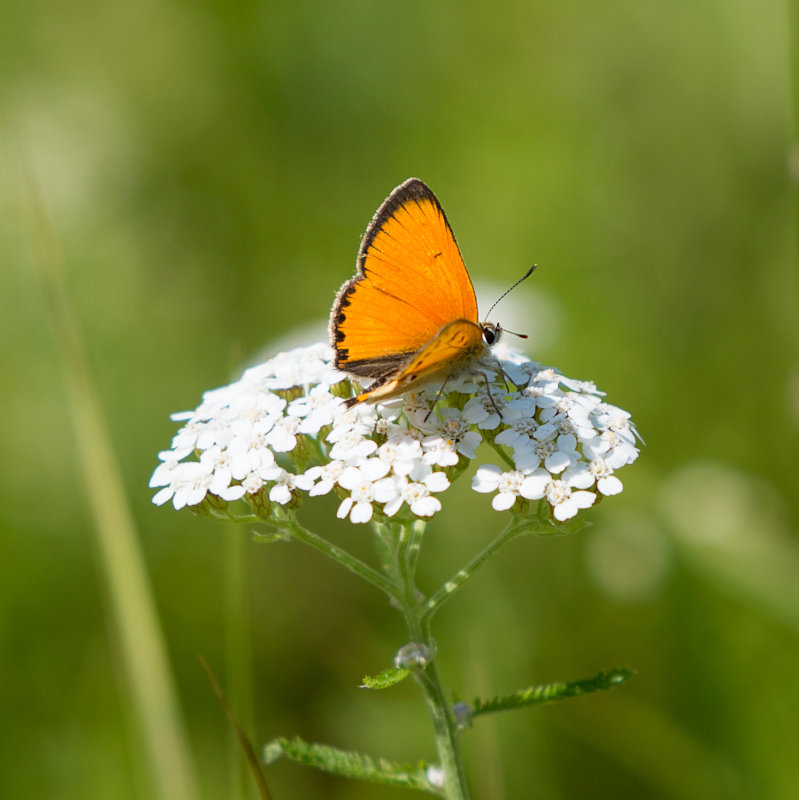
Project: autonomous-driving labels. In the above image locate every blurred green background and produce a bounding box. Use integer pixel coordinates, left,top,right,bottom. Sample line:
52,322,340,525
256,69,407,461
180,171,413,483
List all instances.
2,0,798,798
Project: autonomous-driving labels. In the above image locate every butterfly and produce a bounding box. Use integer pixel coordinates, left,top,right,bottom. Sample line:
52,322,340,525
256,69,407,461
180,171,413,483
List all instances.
330,178,531,408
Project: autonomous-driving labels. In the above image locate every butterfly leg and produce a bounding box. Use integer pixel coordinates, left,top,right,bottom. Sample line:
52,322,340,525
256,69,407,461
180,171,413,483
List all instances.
498,364,513,392
424,375,453,422
477,371,505,419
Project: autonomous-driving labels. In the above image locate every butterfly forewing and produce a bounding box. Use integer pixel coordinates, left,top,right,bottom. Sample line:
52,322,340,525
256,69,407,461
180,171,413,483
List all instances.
331,178,479,375
358,182,478,325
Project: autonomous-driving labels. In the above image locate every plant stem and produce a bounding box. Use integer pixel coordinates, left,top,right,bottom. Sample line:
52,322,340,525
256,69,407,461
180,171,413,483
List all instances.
415,663,471,800
421,517,530,624
490,441,516,470
405,519,427,586
283,515,398,601
392,521,471,800
24,150,199,800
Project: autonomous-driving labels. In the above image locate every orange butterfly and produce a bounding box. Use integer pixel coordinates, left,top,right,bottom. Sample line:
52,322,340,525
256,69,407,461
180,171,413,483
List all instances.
330,178,528,408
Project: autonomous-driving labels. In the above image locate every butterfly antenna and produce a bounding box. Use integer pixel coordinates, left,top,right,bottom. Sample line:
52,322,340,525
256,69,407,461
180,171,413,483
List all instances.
504,328,529,340
484,264,537,322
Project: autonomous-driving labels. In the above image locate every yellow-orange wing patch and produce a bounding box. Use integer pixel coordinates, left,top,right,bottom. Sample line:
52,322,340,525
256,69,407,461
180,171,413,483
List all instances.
350,319,486,405
330,178,479,378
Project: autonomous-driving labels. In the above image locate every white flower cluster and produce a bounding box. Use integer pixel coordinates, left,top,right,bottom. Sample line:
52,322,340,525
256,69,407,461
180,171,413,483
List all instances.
150,343,640,523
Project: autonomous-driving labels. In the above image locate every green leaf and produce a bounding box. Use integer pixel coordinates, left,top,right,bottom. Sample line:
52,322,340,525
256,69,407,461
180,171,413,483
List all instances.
262,736,441,794
465,668,633,727
360,667,410,689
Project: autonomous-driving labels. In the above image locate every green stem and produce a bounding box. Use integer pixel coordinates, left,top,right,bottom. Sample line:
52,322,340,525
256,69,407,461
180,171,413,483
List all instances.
405,519,427,587
283,515,398,601
23,147,199,800
415,664,471,800
391,521,471,800
421,517,532,625
489,441,516,470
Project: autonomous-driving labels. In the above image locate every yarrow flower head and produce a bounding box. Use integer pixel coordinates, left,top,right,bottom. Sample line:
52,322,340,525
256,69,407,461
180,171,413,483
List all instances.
150,342,641,524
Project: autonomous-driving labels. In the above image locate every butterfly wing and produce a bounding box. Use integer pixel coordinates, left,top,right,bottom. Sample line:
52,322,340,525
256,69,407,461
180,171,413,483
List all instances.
330,178,479,378
344,319,485,406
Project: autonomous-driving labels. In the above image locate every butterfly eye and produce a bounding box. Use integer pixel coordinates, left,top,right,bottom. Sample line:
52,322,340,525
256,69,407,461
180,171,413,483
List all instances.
482,324,502,347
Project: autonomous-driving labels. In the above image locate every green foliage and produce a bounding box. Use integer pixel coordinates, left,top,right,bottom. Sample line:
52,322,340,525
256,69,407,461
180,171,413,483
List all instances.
360,667,411,690
263,737,438,794
467,668,633,728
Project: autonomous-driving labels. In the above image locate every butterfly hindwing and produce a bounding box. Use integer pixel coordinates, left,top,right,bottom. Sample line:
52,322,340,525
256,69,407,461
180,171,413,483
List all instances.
345,319,485,406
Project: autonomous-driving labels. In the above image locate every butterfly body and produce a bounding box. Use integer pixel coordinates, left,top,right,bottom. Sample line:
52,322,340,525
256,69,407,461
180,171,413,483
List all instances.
330,178,501,407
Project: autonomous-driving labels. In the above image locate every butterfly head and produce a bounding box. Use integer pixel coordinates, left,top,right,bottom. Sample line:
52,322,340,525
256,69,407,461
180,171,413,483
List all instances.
480,265,538,348
481,322,502,347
